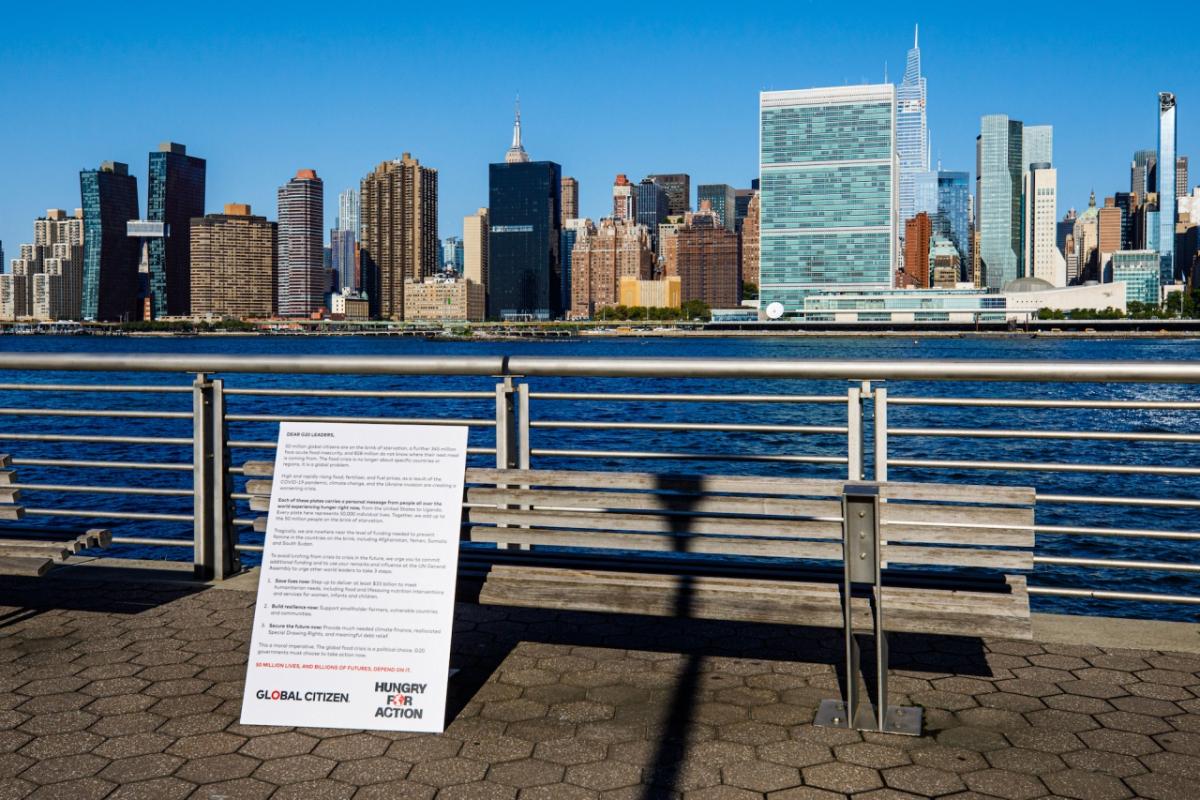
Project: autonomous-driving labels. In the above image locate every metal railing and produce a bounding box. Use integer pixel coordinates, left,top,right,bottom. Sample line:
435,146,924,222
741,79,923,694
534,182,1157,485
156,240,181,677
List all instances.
0,353,1197,616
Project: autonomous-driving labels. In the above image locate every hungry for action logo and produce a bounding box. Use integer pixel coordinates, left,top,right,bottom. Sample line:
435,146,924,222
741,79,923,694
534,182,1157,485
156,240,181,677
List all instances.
374,681,427,719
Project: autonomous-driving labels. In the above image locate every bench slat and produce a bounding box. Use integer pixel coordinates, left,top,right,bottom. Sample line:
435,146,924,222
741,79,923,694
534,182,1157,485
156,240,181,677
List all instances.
478,566,1031,639
882,525,1032,547
467,487,842,519
885,544,1033,571
468,507,841,539
881,503,1033,529
0,555,52,577
468,526,843,560
467,468,846,497
0,543,73,561
469,526,1031,570
881,481,1035,505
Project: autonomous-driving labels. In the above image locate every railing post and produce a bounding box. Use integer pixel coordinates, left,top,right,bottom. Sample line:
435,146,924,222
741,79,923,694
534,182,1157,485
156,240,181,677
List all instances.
495,377,518,470
517,382,530,470
816,482,921,736
874,386,888,483
210,378,239,580
193,374,239,581
192,373,214,580
847,384,864,481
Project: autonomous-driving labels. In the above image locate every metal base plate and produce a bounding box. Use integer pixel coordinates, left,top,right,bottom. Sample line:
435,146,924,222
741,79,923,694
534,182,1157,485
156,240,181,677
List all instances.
815,699,923,736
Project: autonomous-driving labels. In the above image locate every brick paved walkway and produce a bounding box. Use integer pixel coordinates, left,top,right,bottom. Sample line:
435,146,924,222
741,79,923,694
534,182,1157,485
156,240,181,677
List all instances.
1,565,1198,799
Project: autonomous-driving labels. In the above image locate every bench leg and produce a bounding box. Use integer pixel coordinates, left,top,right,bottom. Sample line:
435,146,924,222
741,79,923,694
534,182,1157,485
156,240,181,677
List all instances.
816,484,922,736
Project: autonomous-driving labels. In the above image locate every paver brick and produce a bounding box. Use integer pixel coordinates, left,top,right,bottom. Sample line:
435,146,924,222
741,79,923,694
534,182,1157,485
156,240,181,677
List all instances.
963,768,1046,800
487,757,565,788
407,756,488,787
1043,768,1134,799
1126,770,1197,800
173,752,259,784
1061,748,1146,778
802,761,884,793
883,763,966,796
23,775,115,799
270,778,356,800
722,760,800,792
106,776,194,799
564,761,641,791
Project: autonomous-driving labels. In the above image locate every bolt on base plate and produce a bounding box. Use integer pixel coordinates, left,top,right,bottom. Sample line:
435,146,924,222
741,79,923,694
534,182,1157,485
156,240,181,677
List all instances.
815,699,923,736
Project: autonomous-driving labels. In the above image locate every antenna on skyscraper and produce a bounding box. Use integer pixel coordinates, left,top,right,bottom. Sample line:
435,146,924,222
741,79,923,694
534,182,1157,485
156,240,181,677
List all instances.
914,23,919,49
884,61,888,83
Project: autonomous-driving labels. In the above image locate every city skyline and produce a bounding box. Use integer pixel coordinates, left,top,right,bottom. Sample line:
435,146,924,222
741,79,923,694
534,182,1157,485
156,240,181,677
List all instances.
1,4,1196,268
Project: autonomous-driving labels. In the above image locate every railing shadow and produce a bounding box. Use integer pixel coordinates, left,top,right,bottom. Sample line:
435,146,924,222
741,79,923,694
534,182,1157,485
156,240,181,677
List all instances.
0,564,207,623
639,473,703,800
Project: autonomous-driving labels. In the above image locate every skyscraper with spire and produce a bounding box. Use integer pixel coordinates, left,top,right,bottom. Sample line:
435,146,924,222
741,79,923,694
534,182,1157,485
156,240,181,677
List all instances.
489,101,563,320
896,25,929,226
505,98,531,164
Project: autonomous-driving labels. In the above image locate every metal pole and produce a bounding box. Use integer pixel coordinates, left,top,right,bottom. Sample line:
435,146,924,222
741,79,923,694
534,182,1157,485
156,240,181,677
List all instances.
817,483,921,736
210,378,239,579
874,387,888,483
847,385,863,481
495,378,517,470
192,373,214,579
517,383,531,470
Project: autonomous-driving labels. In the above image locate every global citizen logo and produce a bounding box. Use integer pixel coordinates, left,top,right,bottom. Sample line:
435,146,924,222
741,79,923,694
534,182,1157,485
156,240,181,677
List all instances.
374,681,427,719
255,689,350,703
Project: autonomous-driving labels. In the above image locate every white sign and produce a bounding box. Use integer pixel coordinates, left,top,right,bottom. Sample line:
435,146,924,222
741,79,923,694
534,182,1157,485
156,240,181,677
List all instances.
240,422,468,733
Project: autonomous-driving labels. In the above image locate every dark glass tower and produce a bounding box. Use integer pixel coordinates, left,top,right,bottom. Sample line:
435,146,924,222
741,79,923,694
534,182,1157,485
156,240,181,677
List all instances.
935,171,971,277
147,142,206,317
487,161,562,320
634,179,670,241
80,162,141,322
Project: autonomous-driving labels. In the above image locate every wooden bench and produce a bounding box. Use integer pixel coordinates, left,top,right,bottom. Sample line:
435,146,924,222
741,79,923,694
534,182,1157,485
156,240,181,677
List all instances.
244,463,1036,735
0,453,112,576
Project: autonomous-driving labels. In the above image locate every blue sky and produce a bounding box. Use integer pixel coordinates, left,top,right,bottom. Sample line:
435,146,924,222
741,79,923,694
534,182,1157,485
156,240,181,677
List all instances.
1,0,1196,261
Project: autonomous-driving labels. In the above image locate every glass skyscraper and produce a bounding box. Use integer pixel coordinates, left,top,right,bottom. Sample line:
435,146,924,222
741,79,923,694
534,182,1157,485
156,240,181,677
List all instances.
759,84,897,314
488,161,563,320
733,188,755,232
333,188,359,294
1131,149,1157,197
146,142,205,318
912,171,938,217
936,171,971,279
697,184,736,232
976,115,1024,289
443,236,464,271
1022,126,1053,170
1158,92,1177,281
338,188,359,235
80,162,141,322
330,229,356,291
648,174,690,216
896,27,928,224
634,179,670,241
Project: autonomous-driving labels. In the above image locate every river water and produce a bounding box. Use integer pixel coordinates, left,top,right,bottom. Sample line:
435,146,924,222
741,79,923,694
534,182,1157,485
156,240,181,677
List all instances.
2,333,1198,622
